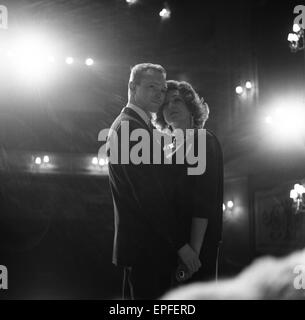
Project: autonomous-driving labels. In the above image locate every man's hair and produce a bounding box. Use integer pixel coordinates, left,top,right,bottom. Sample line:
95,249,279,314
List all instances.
155,80,209,130
129,63,166,85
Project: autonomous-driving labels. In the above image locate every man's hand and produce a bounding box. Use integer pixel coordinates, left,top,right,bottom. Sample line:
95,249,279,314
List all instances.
177,243,202,275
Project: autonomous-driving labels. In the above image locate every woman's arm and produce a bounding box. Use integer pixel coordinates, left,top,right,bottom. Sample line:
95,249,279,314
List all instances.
190,217,208,255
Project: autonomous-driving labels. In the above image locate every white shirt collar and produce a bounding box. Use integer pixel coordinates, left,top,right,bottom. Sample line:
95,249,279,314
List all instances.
126,102,151,126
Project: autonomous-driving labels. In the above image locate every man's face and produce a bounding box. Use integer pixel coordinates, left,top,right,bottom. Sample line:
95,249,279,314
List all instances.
134,70,167,113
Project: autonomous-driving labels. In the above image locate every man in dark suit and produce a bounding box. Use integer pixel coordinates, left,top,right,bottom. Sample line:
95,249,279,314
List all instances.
107,63,201,299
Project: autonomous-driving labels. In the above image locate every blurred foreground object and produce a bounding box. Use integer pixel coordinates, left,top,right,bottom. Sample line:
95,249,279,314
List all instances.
162,249,305,299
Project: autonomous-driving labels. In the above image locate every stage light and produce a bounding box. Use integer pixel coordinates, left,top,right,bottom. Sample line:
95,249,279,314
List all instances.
85,58,94,66
263,96,305,143
126,0,137,4
290,189,298,199
92,157,98,165
227,200,234,209
265,116,273,124
245,81,252,89
47,55,55,63
288,22,304,53
275,107,303,136
43,155,50,163
6,50,14,58
293,23,301,33
288,33,299,42
223,203,226,211
99,158,106,166
65,57,74,65
159,8,171,19
294,184,305,195
290,183,305,214
10,33,57,85
235,86,243,95
35,157,42,165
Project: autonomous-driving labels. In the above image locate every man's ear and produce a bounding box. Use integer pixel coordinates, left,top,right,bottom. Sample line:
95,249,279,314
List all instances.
129,81,136,92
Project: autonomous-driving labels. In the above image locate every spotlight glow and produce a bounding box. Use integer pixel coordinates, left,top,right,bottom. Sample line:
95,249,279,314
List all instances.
293,23,301,33
235,86,243,95
92,157,98,165
294,184,305,195
35,157,42,165
6,50,14,58
126,0,137,4
65,57,74,65
159,8,171,19
227,201,234,209
223,203,226,211
10,33,56,85
263,96,305,142
288,33,299,42
85,58,94,66
290,189,298,199
99,158,106,166
43,155,50,163
265,116,273,124
245,81,252,89
47,55,55,63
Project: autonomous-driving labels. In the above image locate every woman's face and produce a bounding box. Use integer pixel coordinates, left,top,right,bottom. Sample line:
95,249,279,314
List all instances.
162,90,191,128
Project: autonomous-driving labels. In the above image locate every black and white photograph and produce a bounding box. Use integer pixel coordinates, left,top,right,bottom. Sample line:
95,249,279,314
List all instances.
1,0,305,304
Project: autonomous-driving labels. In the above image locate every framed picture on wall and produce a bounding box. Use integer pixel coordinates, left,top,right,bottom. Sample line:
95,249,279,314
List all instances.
254,180,305,255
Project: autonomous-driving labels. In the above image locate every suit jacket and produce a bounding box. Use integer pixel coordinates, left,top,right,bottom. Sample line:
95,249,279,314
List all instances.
107,106,185,267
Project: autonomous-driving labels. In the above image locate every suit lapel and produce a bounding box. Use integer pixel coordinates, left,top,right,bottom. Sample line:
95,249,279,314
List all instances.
122,107,152,132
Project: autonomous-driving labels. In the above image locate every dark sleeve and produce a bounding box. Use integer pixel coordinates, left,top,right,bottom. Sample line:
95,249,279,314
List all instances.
118,122,186,252
191,134,223,219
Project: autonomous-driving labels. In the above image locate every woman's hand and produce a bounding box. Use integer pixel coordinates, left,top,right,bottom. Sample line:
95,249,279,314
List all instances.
177,243,202,275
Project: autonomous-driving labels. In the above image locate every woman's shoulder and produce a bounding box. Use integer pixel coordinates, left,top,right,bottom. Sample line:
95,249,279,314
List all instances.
193,128,219,143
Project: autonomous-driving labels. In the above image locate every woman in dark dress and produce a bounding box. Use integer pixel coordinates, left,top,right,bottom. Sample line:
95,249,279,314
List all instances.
155,80,224,284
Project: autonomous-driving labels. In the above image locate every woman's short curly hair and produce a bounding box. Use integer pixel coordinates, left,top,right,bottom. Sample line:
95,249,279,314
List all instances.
154,80,209,131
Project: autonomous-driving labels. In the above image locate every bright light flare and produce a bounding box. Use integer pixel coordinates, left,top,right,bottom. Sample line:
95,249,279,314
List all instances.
290,189,298,199
265,116,273,124
92,157,98,165
43,155,50,163
294,184,305,195
35,157,42,165
159,8,171,19
65,57,74,65
245,81,252,89
263,97,305,142
10,33,56,85
227,201,234,209
99,158,106,166
85,58,94,66
288,33,299,42
293,23,301,33
47,55,55,63
235,86,243,95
